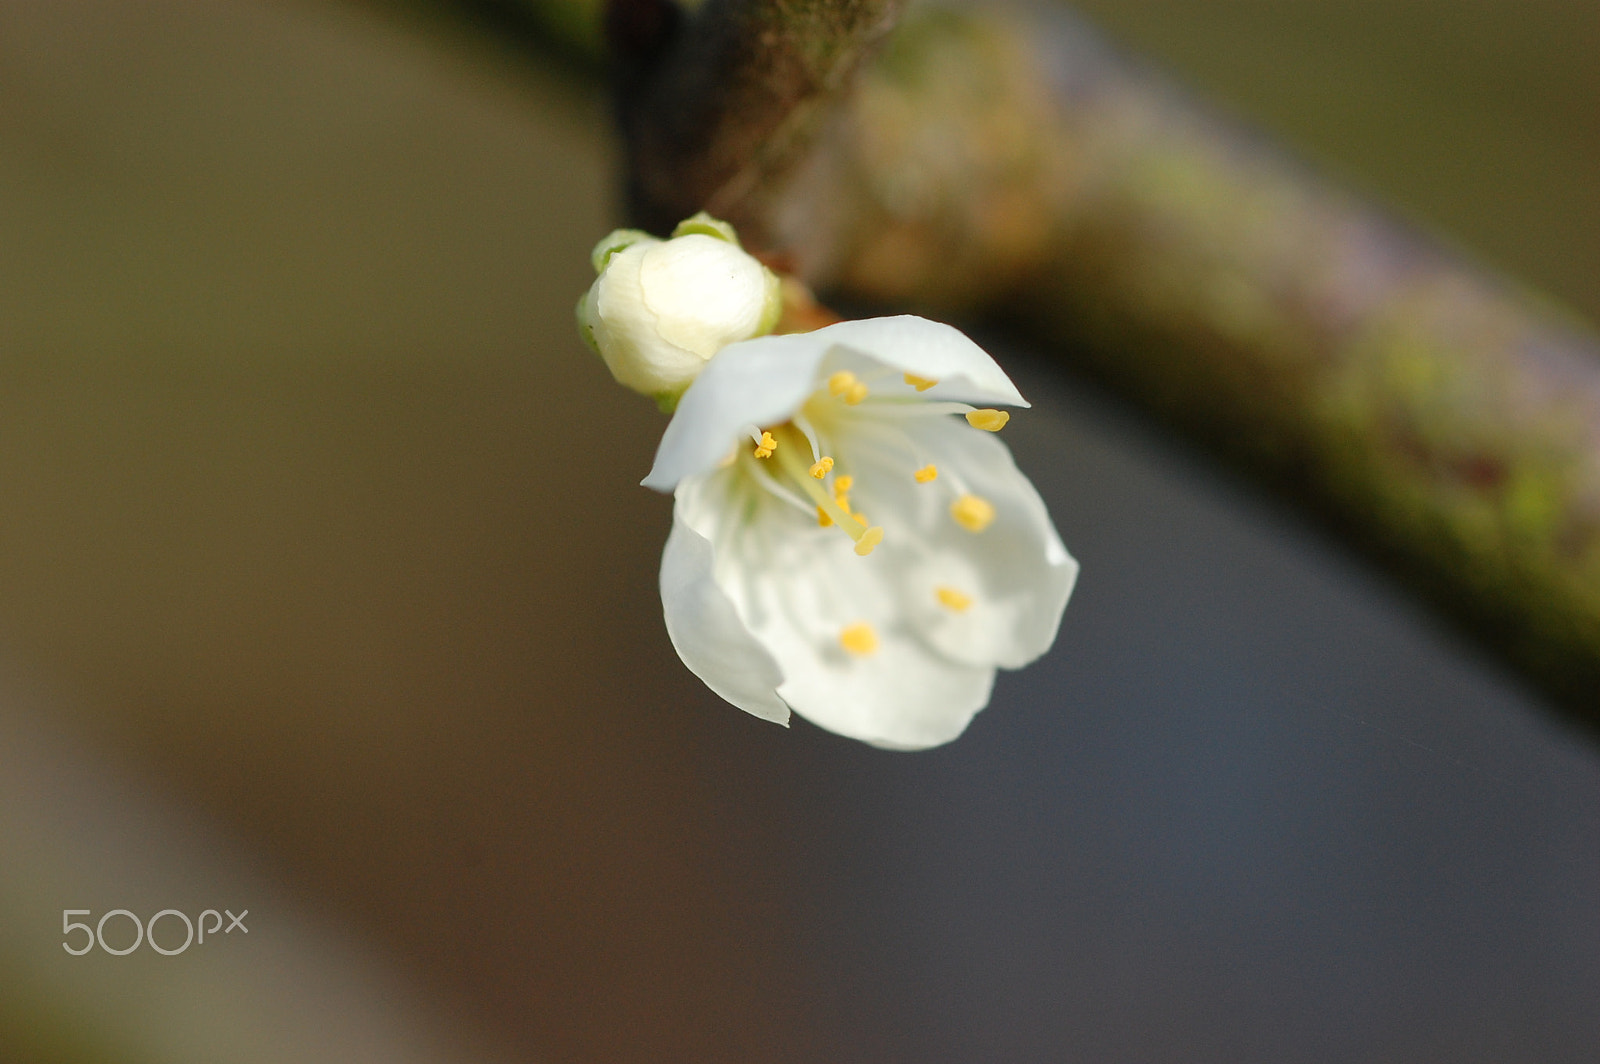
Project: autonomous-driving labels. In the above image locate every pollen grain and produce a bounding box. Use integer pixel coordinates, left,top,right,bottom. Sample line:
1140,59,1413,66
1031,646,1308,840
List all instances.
914,464,938,483
832,474,853,514
965,409,1010,432
950,494,996,532
936,586,973,612
839,622,879,656
853,526,884,556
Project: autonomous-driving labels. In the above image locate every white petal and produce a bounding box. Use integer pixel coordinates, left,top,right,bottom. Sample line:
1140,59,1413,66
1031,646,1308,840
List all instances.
643,330,831,491
775,625,996,751
643,315,1026,491
660,507,791,725
676,470,995,749
804,315,1029,407
640,235,770,358
592,242,706,396
841,416,1077,670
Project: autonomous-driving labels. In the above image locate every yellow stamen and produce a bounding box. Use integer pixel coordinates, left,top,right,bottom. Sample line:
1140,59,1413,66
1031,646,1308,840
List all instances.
904,373,938,392
951,494,996,532
844,381,869,405
817,506,833,527
853,526,884,556
753,431,777,458
914,464,938,483
965,409,1010,432
771,429,880,551
832,475,853,515
809,456,834,478
936,586,973,612
827,371,858,397
839,622,879,655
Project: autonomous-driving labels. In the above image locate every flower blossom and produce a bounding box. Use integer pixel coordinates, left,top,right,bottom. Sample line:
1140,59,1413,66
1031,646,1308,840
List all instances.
645,315,1078,749
577,213,781,406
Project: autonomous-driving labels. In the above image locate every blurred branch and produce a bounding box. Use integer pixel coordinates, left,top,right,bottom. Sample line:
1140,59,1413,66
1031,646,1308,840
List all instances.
448,0,1600,730
609,0,907,236
777,5,1600,726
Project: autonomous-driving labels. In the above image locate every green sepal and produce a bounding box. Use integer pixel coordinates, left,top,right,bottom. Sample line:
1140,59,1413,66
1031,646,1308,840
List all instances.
574,290,600,354
755,267,783,336
670,212,741,246
589,229,657,273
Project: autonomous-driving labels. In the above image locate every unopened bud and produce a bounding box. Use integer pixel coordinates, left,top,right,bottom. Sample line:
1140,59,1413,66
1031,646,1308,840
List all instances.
577,214,781,407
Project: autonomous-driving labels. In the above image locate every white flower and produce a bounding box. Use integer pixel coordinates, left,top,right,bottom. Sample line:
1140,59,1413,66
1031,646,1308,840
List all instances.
577,213,782,406
645,315,1078,750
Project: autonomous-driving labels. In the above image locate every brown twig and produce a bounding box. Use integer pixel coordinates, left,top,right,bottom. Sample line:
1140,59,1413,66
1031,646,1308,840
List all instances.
611,0,906,238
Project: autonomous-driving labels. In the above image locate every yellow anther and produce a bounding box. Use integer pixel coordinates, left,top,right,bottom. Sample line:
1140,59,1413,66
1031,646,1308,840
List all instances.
809,456,834,479
913,464,938,483
950,494,996,532
904,373,939,392
936,586,973,612
770,433,879,553
844,381,870,405
965,409,1010,432
839,622,879,656
753,431,777,458
832,474,853,514
828,371,858,397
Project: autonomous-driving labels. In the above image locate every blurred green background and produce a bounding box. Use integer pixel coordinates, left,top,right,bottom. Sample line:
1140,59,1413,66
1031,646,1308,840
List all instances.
1071,0,1599,324
0,2,1595,1062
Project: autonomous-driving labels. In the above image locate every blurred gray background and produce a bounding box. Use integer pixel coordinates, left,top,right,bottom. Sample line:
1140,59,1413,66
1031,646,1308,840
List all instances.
0,2,1596,1061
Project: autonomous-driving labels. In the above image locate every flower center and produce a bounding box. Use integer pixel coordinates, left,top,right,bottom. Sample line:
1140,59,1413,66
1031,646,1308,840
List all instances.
741,377,1016,568
766,425,884,556
827,371,870,405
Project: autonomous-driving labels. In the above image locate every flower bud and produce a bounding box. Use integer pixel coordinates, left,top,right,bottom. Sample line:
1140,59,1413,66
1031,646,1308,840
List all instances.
577,214,781,407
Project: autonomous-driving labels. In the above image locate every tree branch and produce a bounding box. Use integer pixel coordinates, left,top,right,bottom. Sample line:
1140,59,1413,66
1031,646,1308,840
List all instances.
768,4,1600,725
612,0,906,237
476,0,1600,730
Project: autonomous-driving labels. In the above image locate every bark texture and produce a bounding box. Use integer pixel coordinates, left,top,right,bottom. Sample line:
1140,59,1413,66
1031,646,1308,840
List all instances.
613,0,907,237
